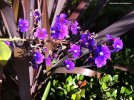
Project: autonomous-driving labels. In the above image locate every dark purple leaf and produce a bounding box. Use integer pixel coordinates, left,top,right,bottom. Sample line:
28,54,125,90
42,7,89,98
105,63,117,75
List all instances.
0,0,20,38
96,10,134,42
13,47,32,100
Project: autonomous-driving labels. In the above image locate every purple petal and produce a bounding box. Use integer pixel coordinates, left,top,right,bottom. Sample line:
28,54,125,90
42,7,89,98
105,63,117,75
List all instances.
95,56,106,68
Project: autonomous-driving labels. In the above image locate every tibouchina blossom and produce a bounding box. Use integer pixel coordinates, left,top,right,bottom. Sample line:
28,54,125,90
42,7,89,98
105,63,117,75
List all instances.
18,18,29,32
95,45,111,68
64,59,75,70
34,28,48,40
68,44,81,59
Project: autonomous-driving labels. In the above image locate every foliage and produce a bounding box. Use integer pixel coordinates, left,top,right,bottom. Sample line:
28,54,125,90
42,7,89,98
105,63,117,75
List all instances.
38,70,134,100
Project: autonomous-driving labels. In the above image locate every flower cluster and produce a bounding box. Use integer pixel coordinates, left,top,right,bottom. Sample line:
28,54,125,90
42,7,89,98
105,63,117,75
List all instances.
51,14,78,40
80,31,95,50
17,13,123,70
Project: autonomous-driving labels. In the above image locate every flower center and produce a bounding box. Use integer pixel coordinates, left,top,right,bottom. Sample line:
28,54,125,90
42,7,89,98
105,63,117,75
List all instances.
116,45,121,48
66,65,70,68
99,52,104,56
74,50,78,53
51,31,55,33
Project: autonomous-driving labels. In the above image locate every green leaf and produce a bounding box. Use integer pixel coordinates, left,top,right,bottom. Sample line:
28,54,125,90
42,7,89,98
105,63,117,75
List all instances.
76,92,81,100
53,80,59,87
52,59,57,64
0,42,11,66
113,75,118,82
80,89,85,96
79,75,84,81
112,90,117,97
41,81,51,100
103,75,112,83
66,76,73,83
71,86,75,90
67,84,71,91
129,97,133,100
125,89,132,95
71,94,76,100
109,97,115,100
76,74,80,80
120,86,126,94
102,83,107,90
64,89,68,95
106,92,111,97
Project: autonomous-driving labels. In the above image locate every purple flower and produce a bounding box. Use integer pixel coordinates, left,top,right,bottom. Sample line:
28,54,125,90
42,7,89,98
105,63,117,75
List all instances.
80,32,94,50
33,51,45,64
95,56,106,68
51,13,69,39
34,28,48,40
18,18,29,32
64,59,75,70
60,13,66,19
112,37,123,52
55,13,68,24
33,9,41,22
51,24,68,39
80,33,88,44
71,21,78,35
68,44,81,59
45,56,52,66
88,38,95,50
95,45,111,68
34,9,40,17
